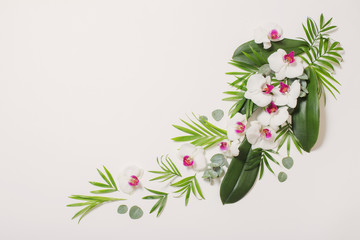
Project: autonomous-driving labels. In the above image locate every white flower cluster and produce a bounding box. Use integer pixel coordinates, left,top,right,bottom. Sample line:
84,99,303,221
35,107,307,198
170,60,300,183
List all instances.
179,25,305,174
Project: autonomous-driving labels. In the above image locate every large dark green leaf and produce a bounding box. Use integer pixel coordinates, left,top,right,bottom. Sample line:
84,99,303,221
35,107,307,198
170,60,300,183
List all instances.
220,139,261,204
233,39,309,66
292,67,320,152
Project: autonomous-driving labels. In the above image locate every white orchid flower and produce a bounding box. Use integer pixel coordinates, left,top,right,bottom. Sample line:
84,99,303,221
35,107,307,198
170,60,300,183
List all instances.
246,121,278,150
119,166,143,194
273,80,301,108
244,74,274,107
254,24,284,49
257,101,289,129
227,113,247,141
268,49,304,80
218,139,241,158
179,144,207,171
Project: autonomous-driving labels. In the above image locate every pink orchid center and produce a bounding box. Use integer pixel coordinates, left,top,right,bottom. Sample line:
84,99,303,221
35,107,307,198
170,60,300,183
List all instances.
235,122,246,134
262,84,274,94
128,175,139,186
284,51,295,63
261,128,272,139
266,101,278,114
183,155,194,167
219,142,229,152
280,82,289,93
269,29,281,40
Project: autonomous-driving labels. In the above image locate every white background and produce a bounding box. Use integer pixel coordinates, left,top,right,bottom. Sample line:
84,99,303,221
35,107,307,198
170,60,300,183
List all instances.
0,0,359,239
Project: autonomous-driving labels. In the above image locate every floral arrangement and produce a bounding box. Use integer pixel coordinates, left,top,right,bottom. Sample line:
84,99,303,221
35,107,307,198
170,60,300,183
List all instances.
67,14,343,222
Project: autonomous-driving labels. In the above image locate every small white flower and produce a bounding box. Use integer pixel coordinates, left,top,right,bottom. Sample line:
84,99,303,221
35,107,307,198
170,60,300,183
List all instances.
244,74,274,107
268,49,304,80
273,80,301,108
246,121,278,150
179,144,207,171
227,113,247,141
218,139,241,158
119,166,143,194
255,24,284,49
257,102,289,129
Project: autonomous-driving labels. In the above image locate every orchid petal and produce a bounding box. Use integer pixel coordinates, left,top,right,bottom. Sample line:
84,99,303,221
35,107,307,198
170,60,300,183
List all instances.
257,110,271,126
270,107,289,128
123,166,143,178
285,58,304,78
289,80,301,98
252,92,272,107
268,49,286,72
119,176,135,194
179,143,196,157
193,148,207,171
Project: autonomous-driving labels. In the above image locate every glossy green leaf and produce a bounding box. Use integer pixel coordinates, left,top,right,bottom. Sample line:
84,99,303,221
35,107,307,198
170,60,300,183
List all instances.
232,39,308,66
292,67,320,152
220,139,261,204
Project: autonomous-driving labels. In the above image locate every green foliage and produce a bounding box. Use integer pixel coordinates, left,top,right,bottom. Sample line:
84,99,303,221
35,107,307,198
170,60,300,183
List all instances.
220,139,261,204
142,188,168,217
67,195,125,223
149,156,182,182
299,14,343,98
245,149,280,180
282,157,294,170
129,206,143,219
172,113,227,149
275,122,303,155
232,39,308,67
171,175,205,206
202,154,228,182
278,172,288,182
212,109,224,121
117,205,128,214
89,166,118,194
292,68,320,152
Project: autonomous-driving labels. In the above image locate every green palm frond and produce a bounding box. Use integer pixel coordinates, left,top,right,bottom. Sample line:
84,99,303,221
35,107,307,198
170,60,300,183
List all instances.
89,166,118,194
67,195,125,223
172,113,227,149
149,156,182,182
244,149,280,180
300,14,343,98
142,188,168,217
171,175,205,206
275,122,303,155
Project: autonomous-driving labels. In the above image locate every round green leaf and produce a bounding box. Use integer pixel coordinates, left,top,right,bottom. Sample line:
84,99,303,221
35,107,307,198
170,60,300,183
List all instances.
117,205,128,214
282,157,294,169
210,153,226,167
129,206,143,219
278,172,288,182
212,109,224,121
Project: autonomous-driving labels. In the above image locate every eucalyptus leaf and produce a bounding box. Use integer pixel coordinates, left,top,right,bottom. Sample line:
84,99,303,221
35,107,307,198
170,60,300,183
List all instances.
297,73,309,80
278,172,288,182
129,206,143,219
212,109,224,121
117,205,128,214
210,153,226,167
282,157,294,169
